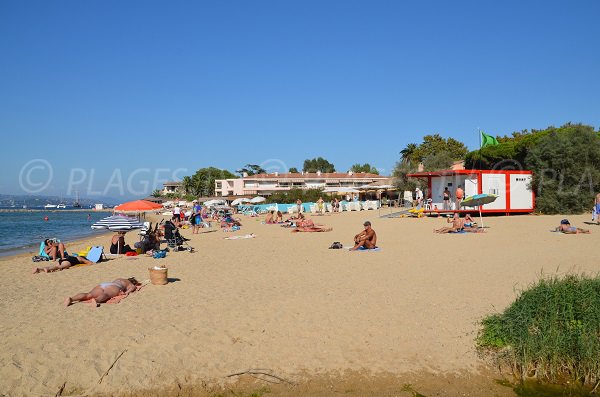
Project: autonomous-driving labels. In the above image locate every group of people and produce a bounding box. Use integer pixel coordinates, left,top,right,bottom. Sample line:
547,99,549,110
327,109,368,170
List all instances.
32,239,94,274
434,213,482,234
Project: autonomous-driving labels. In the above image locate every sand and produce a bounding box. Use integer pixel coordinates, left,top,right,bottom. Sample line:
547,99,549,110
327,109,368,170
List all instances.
0,210,598,396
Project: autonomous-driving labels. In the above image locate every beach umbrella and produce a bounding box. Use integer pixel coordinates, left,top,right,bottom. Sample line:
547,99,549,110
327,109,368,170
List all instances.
204,199,225,207
114,200,163,212
250,196,266,203
460,193,498,228
231,197,250,206
91,215,145,231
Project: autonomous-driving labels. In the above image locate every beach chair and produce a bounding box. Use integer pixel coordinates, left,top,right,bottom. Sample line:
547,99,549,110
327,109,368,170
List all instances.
163,221,194,252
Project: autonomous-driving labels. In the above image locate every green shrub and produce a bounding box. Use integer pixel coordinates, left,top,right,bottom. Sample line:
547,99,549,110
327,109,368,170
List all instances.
478,274,600,385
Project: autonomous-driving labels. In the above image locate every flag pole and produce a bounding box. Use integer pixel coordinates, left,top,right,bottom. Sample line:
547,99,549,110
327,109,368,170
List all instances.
478,127,482,150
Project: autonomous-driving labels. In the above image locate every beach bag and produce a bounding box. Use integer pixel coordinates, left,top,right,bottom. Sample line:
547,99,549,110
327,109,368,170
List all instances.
153,250,167,259
329,242,344,249
32,255,49,262
86,246,105,263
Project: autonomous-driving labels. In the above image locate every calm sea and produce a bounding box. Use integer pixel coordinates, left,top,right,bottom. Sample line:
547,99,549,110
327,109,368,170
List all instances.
0,210,109,256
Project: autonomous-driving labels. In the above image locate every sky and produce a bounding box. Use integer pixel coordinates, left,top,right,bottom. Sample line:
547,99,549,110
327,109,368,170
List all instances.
1,0,599,199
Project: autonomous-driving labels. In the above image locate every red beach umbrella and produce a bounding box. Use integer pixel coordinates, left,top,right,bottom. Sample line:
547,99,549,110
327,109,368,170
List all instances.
114,200,163,212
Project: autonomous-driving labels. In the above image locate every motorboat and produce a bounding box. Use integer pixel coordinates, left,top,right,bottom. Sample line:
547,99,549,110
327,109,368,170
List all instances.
44,204,57,209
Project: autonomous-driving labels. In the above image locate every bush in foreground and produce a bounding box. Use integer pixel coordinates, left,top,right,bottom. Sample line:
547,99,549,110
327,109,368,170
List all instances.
478,274,600,385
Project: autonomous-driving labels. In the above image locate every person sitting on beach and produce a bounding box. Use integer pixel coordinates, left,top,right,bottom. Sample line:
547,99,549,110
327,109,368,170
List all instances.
555,219,591,234
275,211,283,223
64,277,139,307
134,232,160,254
43,239,68,261
350,221,377,250
109,231,136,254
265,211,275,224
32,255,93,274
434,213,464,234
463,214,474,228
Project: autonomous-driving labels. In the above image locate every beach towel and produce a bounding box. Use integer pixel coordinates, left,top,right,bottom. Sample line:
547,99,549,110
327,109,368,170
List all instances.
346,245,381,251
83,282,147,307
224,234,255,240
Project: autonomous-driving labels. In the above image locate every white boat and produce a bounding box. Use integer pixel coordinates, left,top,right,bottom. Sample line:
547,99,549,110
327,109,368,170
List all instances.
44,204,57,209
57,204,66,209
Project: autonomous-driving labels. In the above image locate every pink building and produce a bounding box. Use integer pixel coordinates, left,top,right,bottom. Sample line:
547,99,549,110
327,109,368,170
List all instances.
215,171,389,197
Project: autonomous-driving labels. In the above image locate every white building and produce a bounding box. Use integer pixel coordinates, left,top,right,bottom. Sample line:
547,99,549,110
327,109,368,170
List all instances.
215,171,389,197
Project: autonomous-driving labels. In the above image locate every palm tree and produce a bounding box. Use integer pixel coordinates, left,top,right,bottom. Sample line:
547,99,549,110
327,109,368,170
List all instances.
400,143,418,164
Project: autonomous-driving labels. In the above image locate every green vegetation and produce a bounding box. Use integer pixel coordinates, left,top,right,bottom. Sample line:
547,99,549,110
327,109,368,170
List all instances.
236,164,267,176
288,167,299,173
350,163,379,174
266,188,340,204
182,167,237,197
394,134,468,192
464,123,600,214
477,274,600,386
303,157,335,173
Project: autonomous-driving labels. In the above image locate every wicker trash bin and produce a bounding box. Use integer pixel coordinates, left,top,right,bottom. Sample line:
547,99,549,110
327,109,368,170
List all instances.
148,266,168,285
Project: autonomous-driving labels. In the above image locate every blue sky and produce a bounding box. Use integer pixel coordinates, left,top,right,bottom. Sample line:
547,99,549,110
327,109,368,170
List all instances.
1,0,599,198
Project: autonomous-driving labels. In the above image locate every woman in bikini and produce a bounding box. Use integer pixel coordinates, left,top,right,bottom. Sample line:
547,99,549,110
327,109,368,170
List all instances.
64,277,139,307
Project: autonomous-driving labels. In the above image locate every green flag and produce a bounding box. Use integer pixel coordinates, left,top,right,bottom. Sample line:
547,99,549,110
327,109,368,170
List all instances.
481,131,499,147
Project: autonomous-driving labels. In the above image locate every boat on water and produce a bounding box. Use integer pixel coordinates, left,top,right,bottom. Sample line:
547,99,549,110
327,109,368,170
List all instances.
44,204,57,209
73,191,82,208
57,203,67,209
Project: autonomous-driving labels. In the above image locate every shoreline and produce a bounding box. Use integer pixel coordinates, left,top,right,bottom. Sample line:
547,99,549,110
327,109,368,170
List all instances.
0,211,163,259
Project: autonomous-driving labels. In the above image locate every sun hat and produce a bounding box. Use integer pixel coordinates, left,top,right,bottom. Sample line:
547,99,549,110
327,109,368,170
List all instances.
560,219,570,225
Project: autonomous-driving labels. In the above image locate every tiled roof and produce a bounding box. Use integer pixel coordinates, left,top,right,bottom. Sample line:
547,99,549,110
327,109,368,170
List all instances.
245,172,387,180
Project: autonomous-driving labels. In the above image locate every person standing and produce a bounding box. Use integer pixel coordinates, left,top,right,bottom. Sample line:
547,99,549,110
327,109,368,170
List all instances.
442,187,451,211
296,199,303,214
173,205,181,222
192,200,202,234
594,193,600,224
455,185,464,209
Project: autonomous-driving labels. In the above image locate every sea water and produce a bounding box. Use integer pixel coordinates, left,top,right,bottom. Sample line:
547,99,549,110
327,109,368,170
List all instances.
0,211,109,256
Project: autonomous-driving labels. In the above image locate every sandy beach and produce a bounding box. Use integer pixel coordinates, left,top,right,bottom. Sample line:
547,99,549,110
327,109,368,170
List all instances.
0,210,598,396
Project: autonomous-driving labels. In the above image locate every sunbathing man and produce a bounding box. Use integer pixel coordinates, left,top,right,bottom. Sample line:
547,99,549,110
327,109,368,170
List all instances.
291,217,332,232
64,277,139,307
33,255,93,274
44,239,67,261
434,213,464,234
351,221,377,250
556,219,590,234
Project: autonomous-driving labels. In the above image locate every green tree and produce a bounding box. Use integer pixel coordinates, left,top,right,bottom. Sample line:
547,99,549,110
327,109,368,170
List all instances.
151,189,162,198
412,134,468,163
303,157,335,173
400,143,418,164
184,167,237,197
526,124,600,214
288,167,299,173
350,163,379,174
392,160,419,193
422,152,454,171
236,164,266,176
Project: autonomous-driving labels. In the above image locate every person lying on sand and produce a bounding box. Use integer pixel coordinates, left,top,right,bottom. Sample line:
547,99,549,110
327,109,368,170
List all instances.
32,255,93,274
64,277,139,307
290,217,332,232
350,221,377,250
555,219,590,234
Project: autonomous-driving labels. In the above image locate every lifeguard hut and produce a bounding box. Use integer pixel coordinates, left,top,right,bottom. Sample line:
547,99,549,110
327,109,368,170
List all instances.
407,169,535,215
